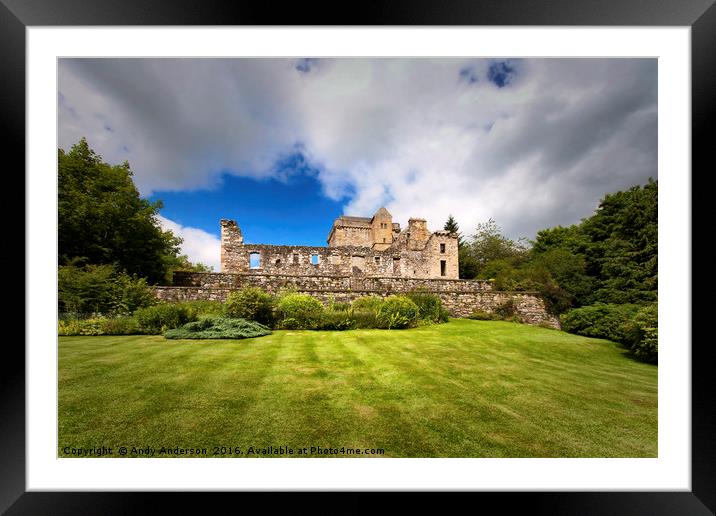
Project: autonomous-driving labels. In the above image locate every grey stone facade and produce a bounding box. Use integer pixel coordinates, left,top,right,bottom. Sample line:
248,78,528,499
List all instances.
154,210,561,329
221,207,459,280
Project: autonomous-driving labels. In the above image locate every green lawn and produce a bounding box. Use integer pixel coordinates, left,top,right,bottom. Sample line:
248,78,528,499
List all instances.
58,319,657,458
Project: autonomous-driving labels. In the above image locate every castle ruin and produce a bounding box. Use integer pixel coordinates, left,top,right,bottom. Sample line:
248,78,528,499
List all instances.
153,208,560,328
220,207,458,280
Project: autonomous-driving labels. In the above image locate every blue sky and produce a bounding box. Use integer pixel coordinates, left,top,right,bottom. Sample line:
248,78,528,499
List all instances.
58,58,657,270
148,172,345,247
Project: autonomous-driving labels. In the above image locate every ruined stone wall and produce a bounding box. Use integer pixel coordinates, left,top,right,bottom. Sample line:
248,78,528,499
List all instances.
220,219,244,273
157,272,560,328
327,225,373,248
219,239,459,280
408,232,459,279
219,244,401,276
153,286,558,328
172,271,491,292
407,218,430,250
222,215,458,280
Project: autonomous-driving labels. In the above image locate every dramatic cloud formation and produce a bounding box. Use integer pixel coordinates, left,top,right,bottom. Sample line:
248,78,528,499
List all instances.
156,215,221,271
59,58,657,262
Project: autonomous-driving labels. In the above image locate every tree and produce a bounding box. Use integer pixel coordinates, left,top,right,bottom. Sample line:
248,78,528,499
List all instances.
169,255,214,273
58,263,156,314
529,248,595,309
528,179,657,308
443,214,461,243
458,246,480,280
58,138,184,284
531,224,588,256
577,179,657,304
470,219,529,275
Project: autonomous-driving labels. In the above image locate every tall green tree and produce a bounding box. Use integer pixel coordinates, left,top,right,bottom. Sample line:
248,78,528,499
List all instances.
58,138,183,284
527,179,657,308
443,214,461,243
580,178,658,304
461,179,657,313
470,219,529,275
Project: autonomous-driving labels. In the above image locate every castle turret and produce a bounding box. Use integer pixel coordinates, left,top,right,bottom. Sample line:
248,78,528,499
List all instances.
220,219,243,272
407,218,429,250
371,207,393,250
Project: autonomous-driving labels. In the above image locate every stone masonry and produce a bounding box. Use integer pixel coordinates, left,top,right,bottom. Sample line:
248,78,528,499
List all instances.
153,209,561,328
155,271,561,328
221,207,459,280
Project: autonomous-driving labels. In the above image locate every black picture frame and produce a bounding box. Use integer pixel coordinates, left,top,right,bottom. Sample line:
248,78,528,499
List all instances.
4,1,712,513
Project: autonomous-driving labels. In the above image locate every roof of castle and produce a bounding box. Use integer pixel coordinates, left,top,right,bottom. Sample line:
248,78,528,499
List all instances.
333,207,393,227
334,215,372,227
373,207,391,218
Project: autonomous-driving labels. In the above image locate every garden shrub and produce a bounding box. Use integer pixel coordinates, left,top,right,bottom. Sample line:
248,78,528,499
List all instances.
352,295,384,313
351,310,381,329
406,290,449,323
279,317,302,330
58,317,105,336
180,300,226,317
112,273,157,315
225,287,275,326
58,264,156,315
318,309,356,331
622,303,658,363
560,303,642,343
494,299,518,319
275,293,324,330
164,317,271,340
330,301,352,312
134,303,198,334
633,327,658,363
58,315,141,336
376,295,419,329
99,316,141,335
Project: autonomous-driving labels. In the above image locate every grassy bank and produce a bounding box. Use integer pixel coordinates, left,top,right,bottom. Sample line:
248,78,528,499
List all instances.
58,319,657,457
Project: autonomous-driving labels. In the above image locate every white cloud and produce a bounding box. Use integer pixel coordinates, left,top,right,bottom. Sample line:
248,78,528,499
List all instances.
156,215,221,271
59,58,657,241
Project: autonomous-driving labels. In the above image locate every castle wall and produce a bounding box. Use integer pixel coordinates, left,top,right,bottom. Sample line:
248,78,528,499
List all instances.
172,271,492,292
222,209,459,279
328,225,373,247
219,244,401,276
407,218,430,250
155,272,560,328
193,212,560,327
220,219,243,272
219,236,459,280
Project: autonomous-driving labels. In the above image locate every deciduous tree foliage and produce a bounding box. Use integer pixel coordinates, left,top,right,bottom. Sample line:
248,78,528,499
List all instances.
533,178,657,306
448,179,657,313
470,218,529,271
58,138,185,284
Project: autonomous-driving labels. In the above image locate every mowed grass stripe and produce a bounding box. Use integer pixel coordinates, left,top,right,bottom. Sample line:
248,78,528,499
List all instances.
58,319,657,457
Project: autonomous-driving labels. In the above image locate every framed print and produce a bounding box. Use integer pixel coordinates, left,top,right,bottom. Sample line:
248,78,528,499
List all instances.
4,0,713,513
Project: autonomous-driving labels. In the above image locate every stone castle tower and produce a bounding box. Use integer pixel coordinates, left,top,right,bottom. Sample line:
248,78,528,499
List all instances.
220,207,459,280
161,208,561,328
327,206,399,250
